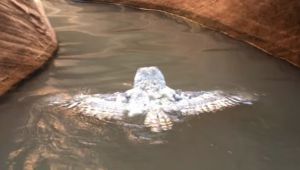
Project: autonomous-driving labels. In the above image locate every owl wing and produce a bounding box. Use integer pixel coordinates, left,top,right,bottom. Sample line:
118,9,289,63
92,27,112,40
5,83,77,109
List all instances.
57,93,128,120
175,90,255,116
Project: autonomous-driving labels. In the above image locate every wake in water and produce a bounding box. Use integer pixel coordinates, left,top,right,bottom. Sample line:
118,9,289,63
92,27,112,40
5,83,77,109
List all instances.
7,67,257,169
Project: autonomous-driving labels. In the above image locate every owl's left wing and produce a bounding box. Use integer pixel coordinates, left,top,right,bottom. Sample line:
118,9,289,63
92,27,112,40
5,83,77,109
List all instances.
55,93,128,120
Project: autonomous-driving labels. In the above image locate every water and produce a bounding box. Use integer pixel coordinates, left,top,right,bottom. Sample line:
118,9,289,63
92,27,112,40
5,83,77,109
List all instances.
1,1,300,169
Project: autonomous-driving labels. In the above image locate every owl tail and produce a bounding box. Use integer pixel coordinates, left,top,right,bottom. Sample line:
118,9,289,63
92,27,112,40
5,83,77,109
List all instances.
144,110,173,132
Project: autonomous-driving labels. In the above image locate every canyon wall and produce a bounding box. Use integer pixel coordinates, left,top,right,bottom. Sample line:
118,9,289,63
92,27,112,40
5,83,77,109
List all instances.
0,0,299,95
88,0,300,67
0,0,57,95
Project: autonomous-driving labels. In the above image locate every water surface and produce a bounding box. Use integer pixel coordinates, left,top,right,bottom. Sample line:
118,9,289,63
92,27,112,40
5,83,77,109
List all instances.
1,1,300,169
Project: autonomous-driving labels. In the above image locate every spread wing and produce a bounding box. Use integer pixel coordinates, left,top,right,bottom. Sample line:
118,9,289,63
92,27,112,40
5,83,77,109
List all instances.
55,93,128,120
174,90,255,116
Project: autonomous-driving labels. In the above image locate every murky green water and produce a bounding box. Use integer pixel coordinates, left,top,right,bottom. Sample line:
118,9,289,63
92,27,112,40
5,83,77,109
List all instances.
1,1,300,169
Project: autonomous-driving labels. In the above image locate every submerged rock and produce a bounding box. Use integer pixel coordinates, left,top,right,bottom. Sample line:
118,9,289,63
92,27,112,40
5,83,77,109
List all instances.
0,0,57,96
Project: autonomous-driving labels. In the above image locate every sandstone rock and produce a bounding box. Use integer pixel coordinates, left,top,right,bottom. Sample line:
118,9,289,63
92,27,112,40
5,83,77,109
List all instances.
0,0,57,96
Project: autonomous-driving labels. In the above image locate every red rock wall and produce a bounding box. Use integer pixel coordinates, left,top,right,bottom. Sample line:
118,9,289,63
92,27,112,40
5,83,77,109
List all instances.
0,0,298,95
88,0,300,67
0,0,57,95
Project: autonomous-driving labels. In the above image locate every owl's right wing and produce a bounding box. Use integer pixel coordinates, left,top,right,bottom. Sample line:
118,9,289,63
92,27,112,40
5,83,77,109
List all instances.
174,90,255,116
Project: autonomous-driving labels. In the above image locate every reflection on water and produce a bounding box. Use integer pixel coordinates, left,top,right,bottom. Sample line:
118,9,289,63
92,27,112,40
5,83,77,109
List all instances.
1,0,300,169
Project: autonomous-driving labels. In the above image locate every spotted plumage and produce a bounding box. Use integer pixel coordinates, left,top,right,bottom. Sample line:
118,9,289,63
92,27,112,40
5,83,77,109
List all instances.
52,67,256,132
